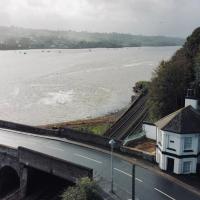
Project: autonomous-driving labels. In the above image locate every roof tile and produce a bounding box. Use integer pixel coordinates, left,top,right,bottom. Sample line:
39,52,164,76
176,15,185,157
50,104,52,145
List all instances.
155,106,200,134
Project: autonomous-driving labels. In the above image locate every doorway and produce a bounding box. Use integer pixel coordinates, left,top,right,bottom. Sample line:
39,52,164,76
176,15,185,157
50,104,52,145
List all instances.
167,157,174,172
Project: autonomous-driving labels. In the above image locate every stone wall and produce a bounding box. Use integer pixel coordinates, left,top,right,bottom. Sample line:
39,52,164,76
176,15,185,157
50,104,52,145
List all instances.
0,120,154,163
120,146,155,162
0,144,93,199
0,145,27,200
0,120,57,136
3,188,25,200
59,128,122,150
0,120,122,150
18,147,93,183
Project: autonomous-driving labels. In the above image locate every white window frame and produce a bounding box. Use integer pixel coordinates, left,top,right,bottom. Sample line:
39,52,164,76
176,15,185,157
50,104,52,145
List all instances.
157,129,162,146
182,161,191,173
184,137,192,150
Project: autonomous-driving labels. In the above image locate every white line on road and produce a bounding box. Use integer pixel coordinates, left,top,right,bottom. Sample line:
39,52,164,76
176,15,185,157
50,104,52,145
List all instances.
74,153,102,164
135,178,143,183
47,146,65,151
154,188,176,200
114,168,143,183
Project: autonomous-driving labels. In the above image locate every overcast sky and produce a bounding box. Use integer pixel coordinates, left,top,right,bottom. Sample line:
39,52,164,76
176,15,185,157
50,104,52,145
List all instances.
0,0,199,37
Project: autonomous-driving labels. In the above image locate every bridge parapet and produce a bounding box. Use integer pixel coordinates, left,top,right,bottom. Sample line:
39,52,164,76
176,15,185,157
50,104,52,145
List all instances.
0,145,18,158
18,147,93,183
0,145,27,200
0,145,19,174
0,145,93,199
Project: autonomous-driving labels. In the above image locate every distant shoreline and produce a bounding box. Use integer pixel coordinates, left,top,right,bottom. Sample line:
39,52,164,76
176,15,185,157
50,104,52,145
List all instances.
0,26,184,50
0,45,182,51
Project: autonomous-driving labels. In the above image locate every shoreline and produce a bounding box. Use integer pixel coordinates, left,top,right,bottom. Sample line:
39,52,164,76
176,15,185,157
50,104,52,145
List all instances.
0,45,182,52
39,107,127,133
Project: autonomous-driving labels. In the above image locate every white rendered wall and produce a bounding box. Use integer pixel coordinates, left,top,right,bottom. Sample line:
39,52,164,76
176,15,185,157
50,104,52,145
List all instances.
156,130,200,174
185,98,198,109
143,123,156,140
156,148,197,174
162,131,199,156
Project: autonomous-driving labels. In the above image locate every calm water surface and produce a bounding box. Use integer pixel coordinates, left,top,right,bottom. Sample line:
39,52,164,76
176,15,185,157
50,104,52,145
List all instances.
0,47,179,125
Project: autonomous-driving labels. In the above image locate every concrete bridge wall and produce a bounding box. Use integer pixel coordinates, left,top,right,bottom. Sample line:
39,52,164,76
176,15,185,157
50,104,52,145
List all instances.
18,147,93,183
0,145,27,200
0,145,93,200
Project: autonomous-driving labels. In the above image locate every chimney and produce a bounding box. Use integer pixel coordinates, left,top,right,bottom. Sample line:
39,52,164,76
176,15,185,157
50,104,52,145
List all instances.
185,89,199,109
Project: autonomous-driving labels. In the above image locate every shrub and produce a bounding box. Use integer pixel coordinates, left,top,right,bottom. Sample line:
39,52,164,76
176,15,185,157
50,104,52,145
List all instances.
133,81,150,94
61,177,103,200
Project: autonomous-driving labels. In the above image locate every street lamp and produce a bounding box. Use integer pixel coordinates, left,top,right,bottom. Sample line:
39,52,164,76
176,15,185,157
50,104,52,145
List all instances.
109,139,116,193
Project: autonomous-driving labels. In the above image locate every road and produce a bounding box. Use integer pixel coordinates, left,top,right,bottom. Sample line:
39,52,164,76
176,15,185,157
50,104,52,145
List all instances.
0,128,199,200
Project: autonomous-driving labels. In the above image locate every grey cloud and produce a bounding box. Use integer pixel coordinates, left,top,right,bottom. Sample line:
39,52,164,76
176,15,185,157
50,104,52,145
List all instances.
0,0,199,37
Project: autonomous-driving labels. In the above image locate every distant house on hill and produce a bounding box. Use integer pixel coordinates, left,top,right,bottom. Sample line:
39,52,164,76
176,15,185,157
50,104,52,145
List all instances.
143,93,200,174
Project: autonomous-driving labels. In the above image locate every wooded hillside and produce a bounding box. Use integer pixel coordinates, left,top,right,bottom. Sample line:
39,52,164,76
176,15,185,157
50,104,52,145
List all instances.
148,27,200,121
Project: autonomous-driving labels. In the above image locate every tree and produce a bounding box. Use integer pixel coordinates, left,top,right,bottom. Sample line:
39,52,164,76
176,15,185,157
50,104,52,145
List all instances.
148,48,194,121
61,177,103,200
147,27,200,122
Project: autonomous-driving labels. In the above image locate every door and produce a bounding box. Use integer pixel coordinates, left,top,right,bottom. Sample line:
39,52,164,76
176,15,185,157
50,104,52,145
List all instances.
167,157,174,172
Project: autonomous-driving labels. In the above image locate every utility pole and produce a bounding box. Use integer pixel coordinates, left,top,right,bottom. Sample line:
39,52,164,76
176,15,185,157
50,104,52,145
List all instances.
132,165,135,200
109,139,116,193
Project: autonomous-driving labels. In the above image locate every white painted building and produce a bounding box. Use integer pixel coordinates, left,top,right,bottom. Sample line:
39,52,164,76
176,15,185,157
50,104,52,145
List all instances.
144,97,200,174
142,122,156,140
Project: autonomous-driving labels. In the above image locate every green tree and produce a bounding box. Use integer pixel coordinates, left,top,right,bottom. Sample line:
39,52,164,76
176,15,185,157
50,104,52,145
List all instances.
147,27,200,122
61,177,103,200
148,49,193,121
133,81,150,94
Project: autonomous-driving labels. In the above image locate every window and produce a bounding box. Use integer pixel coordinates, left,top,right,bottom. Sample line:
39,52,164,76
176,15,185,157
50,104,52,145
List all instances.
184,137,192,150
183,161,191,173
157,129,162,145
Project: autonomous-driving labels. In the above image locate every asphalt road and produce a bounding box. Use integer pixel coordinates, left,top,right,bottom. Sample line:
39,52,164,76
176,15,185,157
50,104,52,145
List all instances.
0,128,199,200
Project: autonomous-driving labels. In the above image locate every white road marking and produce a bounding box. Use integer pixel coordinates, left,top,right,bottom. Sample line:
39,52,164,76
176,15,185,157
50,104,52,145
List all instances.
114,168,143,182
74,153,102,164
135,178,143,183
47,146,65,151
154,188,176,200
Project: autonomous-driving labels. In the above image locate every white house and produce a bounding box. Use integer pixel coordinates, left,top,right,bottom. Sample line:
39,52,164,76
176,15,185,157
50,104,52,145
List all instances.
143,96,200,174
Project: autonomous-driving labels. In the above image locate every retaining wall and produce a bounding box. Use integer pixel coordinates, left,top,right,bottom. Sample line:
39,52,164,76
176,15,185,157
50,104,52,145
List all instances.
0,120,57,136
120,146,155,162
59,128,122,150
0,120,154,163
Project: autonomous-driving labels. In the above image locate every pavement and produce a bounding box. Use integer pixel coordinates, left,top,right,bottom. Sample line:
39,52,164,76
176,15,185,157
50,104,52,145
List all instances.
0,128,199,200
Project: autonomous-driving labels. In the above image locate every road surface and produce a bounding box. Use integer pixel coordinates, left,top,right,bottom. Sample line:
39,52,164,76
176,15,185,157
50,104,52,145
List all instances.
0,128,199,200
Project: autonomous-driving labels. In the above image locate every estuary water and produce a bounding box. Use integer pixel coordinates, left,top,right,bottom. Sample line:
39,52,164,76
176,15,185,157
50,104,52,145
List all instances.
0,46,179,125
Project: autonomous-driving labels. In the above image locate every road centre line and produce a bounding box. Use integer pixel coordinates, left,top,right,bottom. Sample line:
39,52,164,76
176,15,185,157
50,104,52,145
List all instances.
74,153,102,164
154,188,176,200
47,146,65,151
114,168,143,183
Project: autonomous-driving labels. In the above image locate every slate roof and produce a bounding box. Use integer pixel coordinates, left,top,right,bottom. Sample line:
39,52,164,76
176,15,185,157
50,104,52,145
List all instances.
155,105,200,134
